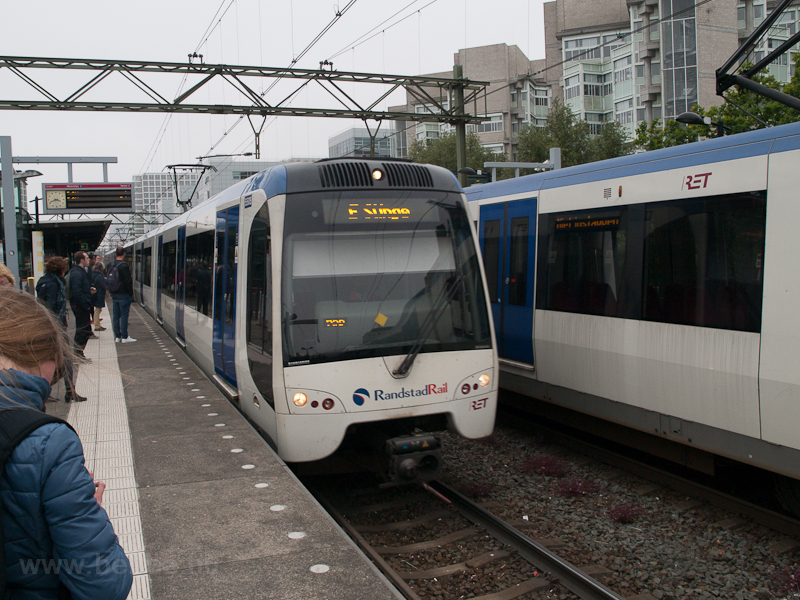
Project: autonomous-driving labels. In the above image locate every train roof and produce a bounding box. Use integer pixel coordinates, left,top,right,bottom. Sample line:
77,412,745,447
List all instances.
465,120,800,202
129,159,461,245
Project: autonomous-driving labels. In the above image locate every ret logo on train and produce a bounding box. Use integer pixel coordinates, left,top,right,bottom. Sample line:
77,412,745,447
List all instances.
353,384,448,406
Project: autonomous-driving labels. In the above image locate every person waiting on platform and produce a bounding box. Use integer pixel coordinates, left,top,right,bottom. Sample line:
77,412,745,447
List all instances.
108,247,136,344
0,289,133,599
91,261,107,332
35,256,87,403
0,264,14,288
68,251,95,360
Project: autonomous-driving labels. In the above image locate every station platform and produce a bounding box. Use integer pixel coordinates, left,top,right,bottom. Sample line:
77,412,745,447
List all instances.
50,304,400,600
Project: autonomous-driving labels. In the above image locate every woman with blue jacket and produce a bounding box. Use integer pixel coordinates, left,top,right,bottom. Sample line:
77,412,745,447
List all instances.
0,289,132,599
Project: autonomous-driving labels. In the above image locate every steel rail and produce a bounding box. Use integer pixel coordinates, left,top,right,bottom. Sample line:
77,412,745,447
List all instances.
313,491,419,600
430,480,627,600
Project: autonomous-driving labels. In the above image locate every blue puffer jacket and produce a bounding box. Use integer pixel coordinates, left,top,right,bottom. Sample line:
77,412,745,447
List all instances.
0,369,132,600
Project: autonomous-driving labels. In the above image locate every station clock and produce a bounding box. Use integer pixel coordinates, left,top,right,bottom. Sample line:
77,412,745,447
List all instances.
45,189,67,210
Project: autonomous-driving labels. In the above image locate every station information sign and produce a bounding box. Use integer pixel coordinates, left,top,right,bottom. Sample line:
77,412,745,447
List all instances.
42,183,133,214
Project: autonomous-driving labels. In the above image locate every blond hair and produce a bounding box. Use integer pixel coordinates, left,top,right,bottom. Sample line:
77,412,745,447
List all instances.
0,263,15,286
0,289,70,379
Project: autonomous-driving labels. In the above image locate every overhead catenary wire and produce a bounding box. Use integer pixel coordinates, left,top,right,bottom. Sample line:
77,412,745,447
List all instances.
139,0,237,174
199,0,360,158
327,0,432,61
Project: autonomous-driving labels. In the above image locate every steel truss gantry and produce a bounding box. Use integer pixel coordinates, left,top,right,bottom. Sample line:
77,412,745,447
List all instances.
0,55,489,124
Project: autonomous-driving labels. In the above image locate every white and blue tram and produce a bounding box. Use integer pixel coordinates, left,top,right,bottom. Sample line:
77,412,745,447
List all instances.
466,121,800,511
128,159,497,478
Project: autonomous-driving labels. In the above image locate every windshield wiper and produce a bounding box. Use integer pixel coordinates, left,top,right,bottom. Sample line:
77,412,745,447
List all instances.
393,275,464,377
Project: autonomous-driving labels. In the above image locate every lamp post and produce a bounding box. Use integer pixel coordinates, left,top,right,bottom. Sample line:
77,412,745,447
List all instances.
676,111,729,137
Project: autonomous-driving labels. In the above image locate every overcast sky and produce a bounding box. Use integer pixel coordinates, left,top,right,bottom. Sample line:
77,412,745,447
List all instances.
1,0,546,203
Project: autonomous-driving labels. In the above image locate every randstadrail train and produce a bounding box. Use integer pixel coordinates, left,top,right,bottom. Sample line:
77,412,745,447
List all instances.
127,159,498,483
465,120,800,514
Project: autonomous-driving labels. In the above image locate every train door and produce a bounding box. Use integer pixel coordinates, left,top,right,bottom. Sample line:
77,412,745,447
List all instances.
138,243,144,304
212,207,239,387
156,236,164,323
176,226,186,344
479,198,537,364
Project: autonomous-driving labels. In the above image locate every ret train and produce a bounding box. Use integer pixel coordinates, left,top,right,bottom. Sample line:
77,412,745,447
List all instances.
126,158,498,483
465,120,800,514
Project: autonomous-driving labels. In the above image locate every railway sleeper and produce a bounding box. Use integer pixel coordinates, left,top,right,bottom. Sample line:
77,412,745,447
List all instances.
397,549,511,580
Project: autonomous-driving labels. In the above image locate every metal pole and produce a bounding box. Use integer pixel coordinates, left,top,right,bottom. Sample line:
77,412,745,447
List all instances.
453,65,468,188
1,136,20,282
67,163,73,183
550,147,562,170
103,162,108,182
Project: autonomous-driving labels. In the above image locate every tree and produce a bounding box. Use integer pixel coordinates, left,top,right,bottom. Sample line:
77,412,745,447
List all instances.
635,55,800,150
408,131,507,176
589,121,635,162
517,98,633,169
517,98,590,167
634,118,700,151
700,55,800,137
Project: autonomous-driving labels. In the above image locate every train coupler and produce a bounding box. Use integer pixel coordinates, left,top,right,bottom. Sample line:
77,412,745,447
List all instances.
382,433,442,487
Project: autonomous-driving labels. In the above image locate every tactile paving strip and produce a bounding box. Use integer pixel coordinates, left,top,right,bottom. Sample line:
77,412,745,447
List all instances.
69,328,151,600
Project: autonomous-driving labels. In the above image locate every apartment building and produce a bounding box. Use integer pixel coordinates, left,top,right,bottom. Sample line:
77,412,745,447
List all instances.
392,0,799,160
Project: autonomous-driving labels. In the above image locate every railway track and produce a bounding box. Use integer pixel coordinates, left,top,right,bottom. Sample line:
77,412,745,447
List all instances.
312,479,627,600
498,408,800,540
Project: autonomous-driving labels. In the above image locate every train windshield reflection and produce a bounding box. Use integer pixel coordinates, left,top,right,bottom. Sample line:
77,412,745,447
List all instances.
281,192,491,366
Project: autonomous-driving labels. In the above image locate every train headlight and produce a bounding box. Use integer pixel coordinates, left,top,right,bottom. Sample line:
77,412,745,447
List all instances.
372,169,384,181
292,392,308,407
479,374,490,387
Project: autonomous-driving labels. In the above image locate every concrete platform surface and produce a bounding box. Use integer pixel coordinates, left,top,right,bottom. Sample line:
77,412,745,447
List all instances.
54,303,400,600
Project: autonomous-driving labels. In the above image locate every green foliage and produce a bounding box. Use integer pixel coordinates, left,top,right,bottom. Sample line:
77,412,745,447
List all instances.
517,98,632,170
635,56,800,150
634,118,700,151
408,131,509,178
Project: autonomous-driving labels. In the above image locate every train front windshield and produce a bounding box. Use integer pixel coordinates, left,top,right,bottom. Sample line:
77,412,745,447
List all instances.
282,191,492,366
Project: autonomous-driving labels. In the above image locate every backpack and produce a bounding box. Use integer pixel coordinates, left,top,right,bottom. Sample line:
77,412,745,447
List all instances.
0,408,74,599
106,261,123,293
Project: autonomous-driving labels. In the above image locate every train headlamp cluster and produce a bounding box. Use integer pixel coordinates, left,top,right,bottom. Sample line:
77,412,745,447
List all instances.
292,392,336,410
460,373,491,395
372,169,384,181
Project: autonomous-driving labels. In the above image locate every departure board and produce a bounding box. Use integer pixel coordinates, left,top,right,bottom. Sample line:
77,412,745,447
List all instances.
43,183,133,214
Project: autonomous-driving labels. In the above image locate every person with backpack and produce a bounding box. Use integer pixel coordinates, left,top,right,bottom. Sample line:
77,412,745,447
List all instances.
91,261,107,332
107,247,136,344
35,257,86,403
0,288,132,599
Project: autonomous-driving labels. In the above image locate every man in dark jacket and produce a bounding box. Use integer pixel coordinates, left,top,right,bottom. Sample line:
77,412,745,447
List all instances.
36,256,87,402
69,251,94,360
110,247,136,344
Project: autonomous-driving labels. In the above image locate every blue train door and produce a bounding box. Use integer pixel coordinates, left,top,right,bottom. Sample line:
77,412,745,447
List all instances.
156,236,164,323
176,226,186,343
479,198,537,364
212,207,239,386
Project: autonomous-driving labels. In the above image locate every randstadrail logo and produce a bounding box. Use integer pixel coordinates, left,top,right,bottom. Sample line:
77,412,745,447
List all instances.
353,388,370,406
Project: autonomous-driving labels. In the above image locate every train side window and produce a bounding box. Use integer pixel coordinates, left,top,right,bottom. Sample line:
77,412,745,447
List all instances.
537,208,628,317
643,192,766,332
184,231,214,317
508,217,529,306
142,246,152,287
160,240,177,299
247,204,273,406
483,219,500,302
